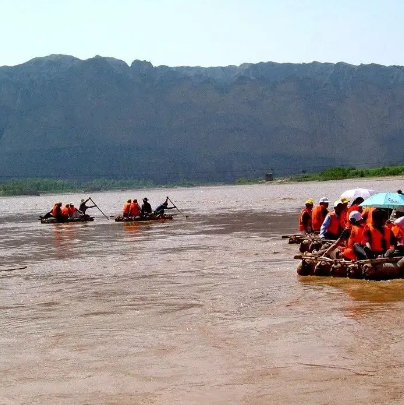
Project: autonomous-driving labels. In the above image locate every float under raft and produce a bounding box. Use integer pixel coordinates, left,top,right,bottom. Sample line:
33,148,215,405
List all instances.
295,253,404,280
40,216,94,224
114,214,173,223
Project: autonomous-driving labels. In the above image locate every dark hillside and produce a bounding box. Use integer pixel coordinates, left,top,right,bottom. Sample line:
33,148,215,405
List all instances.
1,55,404,182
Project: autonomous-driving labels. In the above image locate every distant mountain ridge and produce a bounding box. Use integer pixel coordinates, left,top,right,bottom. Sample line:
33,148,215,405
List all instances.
1,55,404,183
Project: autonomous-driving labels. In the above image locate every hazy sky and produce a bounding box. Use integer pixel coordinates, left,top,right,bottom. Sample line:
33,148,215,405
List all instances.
1,0,403,67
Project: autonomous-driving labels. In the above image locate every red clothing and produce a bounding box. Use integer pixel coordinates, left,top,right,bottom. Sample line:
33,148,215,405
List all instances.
299,207,312,232
130,202,140,217
362,224,391,253
312,205,328,231
343,224,365,260
123,202,131,215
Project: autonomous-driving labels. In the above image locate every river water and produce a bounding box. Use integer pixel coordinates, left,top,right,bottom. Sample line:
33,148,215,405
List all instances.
2,177,404,404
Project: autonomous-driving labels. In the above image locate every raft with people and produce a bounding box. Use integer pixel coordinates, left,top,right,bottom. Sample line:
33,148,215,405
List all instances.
289,189,404,281
115,196,179,223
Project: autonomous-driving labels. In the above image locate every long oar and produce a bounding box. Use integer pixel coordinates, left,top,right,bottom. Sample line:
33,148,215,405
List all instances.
89,197,109,220
167,196,188,218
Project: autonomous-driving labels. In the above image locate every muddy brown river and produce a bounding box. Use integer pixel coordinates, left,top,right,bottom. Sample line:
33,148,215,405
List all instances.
2,178,404,404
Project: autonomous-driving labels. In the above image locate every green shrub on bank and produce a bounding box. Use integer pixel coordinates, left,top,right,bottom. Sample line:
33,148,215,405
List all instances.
0,178,156,196
290,165,404,182
235,177,261,185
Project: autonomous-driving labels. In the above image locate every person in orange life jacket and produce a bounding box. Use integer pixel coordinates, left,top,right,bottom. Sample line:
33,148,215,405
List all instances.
360,208,398,259
345,197,364,229
41,202,63,220
362,206,376,225
69,203,78,217
323,211,368,260
319,199,345,240
299,199,314,234
311,197,329,232
51,202,68,221
348,197,364,215
52,202,62,218
141,197,153,216
130,199,141,217
387,206,404,257
61,203,71,217
122,199,132,218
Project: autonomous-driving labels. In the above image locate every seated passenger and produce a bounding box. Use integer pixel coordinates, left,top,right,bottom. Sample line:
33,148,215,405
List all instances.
69,203,78,218
130,199,141,217
61,203,70,217
312,197,329,232
299,199,313,234
323,211,367,260
141,197,152,217
122,199,132,218
360,209,398,259
320,200,345,240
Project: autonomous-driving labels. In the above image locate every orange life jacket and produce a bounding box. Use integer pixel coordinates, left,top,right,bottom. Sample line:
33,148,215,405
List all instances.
325,212,345,237
340,208,348,228
52,204,59,217
343,224,365,260
362,207,376,225
390,223,403,241
299,207,312,231
123,202,131,215
70,207,77,216
312,205,327,231
130,202,140,217
61,206,70,216
367,224,391,252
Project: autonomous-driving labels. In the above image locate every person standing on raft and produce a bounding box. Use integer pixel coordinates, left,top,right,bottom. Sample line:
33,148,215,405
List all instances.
79,197,96,218
154,197,175,216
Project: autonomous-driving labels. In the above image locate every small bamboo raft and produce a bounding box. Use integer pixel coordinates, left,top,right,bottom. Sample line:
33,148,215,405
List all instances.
295,253,404,280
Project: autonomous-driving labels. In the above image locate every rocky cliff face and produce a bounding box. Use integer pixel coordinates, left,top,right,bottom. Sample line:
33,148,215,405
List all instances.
1,55,404,182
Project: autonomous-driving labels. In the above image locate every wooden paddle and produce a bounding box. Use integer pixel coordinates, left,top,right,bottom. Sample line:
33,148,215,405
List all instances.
89,197,109,220
167,196,188,218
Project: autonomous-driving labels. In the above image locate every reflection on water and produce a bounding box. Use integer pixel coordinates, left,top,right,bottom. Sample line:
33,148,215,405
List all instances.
2,178,404,404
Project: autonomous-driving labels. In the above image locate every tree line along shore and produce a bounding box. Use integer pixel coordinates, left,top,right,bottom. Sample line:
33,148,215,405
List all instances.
1,165,404,196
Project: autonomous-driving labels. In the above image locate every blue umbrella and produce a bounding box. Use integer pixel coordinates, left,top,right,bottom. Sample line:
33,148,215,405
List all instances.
360,192,404,208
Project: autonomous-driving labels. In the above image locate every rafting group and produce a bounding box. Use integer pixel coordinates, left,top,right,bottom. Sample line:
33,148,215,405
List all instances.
114,196,175,222
289,189,404,280
40,197,96,223
39,196,178,224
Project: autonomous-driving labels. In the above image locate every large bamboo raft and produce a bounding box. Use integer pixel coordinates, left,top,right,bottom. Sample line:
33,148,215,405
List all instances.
284,234,404,280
